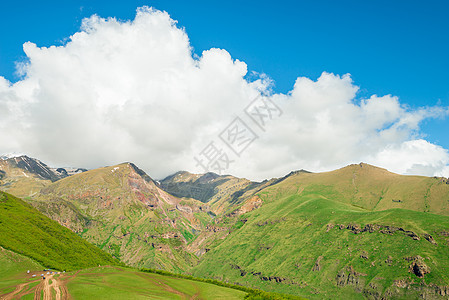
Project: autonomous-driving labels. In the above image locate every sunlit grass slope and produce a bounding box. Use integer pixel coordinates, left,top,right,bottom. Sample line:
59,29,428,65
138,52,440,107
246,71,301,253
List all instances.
0,191,116,271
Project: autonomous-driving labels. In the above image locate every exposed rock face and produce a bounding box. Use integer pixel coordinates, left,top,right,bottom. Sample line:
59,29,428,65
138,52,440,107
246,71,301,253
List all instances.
336,266,367,292
385,256,393,265
393,280,449,298
312,256,323,271
330,223,429,243
256,217,286,227
406,256,431,278
362,223,380,233
347,223,362,234
360,252,369,260
424,233,437,245
230,264,289,284
228,195,263,217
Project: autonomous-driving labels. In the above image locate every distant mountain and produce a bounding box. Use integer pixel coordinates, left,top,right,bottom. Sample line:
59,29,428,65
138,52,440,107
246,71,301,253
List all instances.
0,155,87,198
0,155,87,181
159,170,298,215
0,191,116,271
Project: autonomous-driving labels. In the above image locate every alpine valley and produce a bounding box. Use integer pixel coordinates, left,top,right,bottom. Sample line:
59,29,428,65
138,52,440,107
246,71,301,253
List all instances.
1,155,449,299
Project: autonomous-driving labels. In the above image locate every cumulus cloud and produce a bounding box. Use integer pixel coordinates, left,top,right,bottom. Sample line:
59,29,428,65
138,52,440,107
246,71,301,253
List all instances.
0,6,448,180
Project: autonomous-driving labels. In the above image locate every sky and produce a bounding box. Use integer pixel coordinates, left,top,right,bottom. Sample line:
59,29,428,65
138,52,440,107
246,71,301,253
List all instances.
0,1,448,180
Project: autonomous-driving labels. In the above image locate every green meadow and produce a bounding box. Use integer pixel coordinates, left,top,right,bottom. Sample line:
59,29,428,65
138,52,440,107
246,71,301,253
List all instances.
66,266,246,299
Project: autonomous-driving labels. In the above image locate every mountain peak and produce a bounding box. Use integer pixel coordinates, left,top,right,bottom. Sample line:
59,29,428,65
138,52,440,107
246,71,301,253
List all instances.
341,162,392,173
0,153,27,160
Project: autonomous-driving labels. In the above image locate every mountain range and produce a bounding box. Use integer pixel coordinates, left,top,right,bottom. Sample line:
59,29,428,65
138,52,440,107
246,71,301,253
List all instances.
1,155,449,299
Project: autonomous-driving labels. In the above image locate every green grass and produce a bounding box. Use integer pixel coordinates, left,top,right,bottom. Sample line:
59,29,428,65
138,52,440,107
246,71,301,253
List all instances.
0,191,117,271
66,266,247,299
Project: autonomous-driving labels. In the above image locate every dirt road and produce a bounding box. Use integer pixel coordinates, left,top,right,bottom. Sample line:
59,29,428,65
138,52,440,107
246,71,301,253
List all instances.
1,271,70,300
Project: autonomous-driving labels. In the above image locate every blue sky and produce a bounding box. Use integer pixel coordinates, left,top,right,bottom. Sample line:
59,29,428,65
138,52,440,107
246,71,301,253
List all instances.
0,1,448,178
1,0,448,149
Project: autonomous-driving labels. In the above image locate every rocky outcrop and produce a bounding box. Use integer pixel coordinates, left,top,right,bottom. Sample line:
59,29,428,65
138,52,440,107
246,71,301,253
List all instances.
312,256,323,271
393,280,449,298
206,225,228,232
406,256,431,278
230,264,290,284
336,266,367,292
227,195,263,218
329,223,434,244
360,252,369,260
256,217,286,227
424,233,437,245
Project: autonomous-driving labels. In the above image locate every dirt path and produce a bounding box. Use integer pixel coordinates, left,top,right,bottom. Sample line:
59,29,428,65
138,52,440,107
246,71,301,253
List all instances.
42,275,52,300
1,282,30,300
49,276,62,300
34,279,43,300
8,271,70,300
40,273,69,300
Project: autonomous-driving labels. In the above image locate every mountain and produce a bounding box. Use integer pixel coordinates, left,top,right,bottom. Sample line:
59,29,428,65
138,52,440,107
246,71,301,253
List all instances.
0,191,116,271
275,163,449,215
159,170,293,215
192,163,449,298
2,156,449,299
29,162,220,272
0,155,86,199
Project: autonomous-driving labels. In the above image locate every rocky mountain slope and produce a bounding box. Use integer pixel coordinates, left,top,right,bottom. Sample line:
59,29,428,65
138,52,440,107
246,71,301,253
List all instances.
29,163,222,271
0,155,86,198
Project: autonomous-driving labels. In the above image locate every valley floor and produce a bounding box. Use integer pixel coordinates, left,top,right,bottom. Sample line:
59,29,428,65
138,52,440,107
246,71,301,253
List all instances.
0,266,246,300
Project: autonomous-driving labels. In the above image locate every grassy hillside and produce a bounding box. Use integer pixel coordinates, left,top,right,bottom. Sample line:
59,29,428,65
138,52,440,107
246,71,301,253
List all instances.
193,169,449,299
0,191,116,271
276,163,449,215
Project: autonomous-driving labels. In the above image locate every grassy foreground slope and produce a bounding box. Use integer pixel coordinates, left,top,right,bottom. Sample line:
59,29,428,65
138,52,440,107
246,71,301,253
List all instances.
0,256,248,300
193,166,449,299
0,191,116,271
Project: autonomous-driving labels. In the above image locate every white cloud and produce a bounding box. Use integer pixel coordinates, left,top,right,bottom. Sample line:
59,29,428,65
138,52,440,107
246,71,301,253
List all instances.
0,6,448,181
